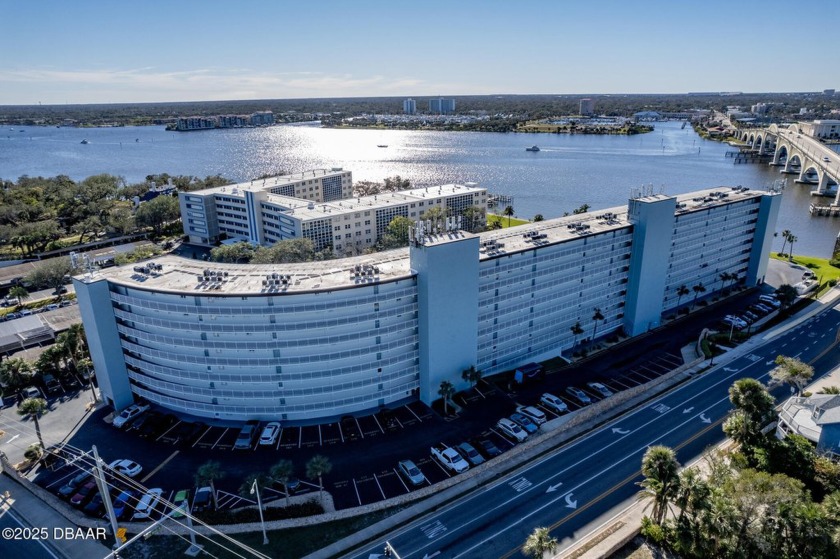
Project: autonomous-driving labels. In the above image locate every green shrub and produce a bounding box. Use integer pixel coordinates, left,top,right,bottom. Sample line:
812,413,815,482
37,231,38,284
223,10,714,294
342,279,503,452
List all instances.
24,444,43,461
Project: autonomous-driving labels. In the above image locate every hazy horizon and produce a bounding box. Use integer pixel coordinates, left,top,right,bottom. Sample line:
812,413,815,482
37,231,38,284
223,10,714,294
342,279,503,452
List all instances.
1,0,837,106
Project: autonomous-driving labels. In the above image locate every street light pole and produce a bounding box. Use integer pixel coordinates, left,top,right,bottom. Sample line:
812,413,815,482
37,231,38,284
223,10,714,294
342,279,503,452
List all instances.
251,479,268,545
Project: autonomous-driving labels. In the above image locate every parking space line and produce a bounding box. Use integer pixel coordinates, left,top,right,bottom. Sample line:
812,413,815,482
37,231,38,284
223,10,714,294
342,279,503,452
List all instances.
406,405,422,422
394,415,403,429
156,421,181,442
372,415,385,434
611,378,635,390
318,425,322,446
431,456,452,477
275,428,283,451
632,369,655,382
354,417,364,439
352,479,362,506
192,426,212,448
373,474,387,500
140,450,179,484
298,427,302,449
338,423,345,443
211,428,228,449
394,468,410,493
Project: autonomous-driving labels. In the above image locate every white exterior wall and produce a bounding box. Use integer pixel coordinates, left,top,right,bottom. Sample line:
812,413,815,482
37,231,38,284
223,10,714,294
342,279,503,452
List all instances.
662,196,761,312
102,280,419,421
476,229,632,374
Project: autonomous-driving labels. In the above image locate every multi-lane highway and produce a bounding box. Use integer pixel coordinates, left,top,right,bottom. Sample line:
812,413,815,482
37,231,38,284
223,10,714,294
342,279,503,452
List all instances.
347,303,840,559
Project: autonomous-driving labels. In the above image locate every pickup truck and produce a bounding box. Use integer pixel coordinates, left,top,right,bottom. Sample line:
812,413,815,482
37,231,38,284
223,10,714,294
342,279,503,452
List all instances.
431,444,470,473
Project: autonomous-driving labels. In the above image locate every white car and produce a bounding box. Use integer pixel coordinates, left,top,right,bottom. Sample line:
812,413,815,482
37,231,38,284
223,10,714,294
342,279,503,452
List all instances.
108,459,143,478
759,295,781,308
259,421,281,445
587,382,614,398
516,405,547,425
824,156,832,163
112,403,151,428
540,393,568,413
497,418,528,442
724,315,748,328
132,488,163,520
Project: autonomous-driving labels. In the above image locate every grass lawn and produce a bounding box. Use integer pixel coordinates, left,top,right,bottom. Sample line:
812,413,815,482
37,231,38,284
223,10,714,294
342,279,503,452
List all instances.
770,253,840,283
487,213,530,229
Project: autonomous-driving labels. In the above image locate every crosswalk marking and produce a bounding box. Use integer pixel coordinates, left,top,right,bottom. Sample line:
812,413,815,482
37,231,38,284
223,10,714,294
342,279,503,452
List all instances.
508,477,532,492
421,520,448,539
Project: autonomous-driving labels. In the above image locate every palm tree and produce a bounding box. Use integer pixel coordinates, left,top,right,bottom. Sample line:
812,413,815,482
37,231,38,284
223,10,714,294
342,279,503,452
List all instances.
675,284,690,308
675,467,710,526
771,355,814,395
591,308,604,342
461,366,482,388
490,220,503,230
638,445,680,525
0,357,34,392
570,321,584,347
503,205,514,227
8,285,29,308
779,229,791,256
270,459,294,507
438,380,455,414
775,284,798,309
787,234,798,261
306,454,332,505
522,527,558,558
195,460,226,510
692,282,706,309
17,397,48,449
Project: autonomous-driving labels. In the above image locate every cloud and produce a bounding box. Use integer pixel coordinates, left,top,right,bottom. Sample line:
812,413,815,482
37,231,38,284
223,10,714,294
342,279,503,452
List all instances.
0,67,436,103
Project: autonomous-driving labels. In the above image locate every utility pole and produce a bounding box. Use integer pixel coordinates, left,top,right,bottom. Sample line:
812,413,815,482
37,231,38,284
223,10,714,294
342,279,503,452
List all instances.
251,478,268,545
92,445,120,550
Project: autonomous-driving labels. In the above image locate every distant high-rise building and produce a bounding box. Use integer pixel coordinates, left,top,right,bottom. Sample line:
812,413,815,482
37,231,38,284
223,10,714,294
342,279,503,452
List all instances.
403,98,416,115
580,98,595,116
751,103,769,115
825,89,836,96
429,98,456,114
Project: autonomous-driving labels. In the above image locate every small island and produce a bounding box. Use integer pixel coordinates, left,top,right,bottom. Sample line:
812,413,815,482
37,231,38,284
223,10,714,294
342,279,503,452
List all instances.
516,117,654,135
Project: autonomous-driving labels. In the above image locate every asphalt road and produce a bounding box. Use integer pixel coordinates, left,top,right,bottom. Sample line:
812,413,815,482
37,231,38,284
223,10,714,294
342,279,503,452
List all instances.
0,505,61,559
347,303,840,559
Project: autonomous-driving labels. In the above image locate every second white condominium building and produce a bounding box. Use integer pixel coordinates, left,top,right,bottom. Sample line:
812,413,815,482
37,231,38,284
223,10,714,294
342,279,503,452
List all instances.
180,168,488,253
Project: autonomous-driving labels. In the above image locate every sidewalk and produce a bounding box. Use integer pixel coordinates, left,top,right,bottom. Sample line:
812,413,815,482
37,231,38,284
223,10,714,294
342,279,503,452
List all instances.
0,471,112,559
557,286,840,559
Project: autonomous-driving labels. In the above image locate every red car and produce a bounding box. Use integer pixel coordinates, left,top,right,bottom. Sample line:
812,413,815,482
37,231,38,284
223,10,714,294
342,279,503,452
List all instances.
70,479,98,507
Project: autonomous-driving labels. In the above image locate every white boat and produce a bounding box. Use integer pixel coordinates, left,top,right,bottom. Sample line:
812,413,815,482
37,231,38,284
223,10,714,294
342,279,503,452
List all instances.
377,144,388,148
525,145,540,152
80,139,89,144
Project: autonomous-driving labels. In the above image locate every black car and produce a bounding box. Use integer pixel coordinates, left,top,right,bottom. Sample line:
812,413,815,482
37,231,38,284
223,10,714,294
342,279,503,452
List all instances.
172,421,207,446
340,416,361,440
473,438,503,458
83,493,105,516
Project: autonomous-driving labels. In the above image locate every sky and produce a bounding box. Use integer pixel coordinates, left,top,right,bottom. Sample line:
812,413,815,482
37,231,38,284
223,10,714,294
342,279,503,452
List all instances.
1,0,838,105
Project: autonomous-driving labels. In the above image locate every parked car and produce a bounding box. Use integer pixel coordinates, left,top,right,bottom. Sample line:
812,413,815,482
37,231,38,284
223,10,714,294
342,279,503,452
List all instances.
540,393,568,414
70,479,98,507
19,309,33,316
340,415,361,440
59,300,73,308
566,386,592,405
473,438,502,458
112,402,151,429
20,386,43,400
172,489,190,518
113,490,138,519
430,445,470,473
724,315,748,328
398,459,426,486
516,405,547,425
497,418,528,442
456,442,485,466
722,317,744,330
587,382,613,398
824,156,831,163
510,412,539,433
83,493,105,516
803,270,815,280
58,472,92,499
193,486,214,512
259,422,281,445
107,459,143,478
743,310,759,322
751,303,772,314
132,488,163,520
234,420,260,450
45,303,59,311
759,295,781,308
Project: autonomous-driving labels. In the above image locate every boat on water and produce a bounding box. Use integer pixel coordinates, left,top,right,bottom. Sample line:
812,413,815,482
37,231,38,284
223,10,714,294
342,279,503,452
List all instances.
377,144,388,148
525,145,540,152
80,139,89,144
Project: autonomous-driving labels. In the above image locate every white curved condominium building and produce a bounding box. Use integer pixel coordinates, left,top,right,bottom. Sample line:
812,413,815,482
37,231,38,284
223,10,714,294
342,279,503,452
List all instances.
76,186,779,422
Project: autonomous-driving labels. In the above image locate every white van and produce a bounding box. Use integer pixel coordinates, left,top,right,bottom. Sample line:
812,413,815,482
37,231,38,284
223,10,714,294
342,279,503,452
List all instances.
132,488,163,520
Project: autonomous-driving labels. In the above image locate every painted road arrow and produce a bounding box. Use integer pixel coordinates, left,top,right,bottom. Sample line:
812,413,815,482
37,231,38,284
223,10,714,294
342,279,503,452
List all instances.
683,407,694,414
546,483,563,494
611,427,630,435
767,360,775,365
699,413,712,424
423,552,441,559
5,434,20,444
723,367,738,372
565,493,578,509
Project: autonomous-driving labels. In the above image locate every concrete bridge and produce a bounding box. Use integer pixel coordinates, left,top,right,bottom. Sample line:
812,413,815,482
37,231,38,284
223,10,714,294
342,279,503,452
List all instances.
736,124,840,203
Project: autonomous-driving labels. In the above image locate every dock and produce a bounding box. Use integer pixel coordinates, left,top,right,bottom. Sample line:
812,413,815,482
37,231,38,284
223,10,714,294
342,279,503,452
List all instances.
809,203,840,217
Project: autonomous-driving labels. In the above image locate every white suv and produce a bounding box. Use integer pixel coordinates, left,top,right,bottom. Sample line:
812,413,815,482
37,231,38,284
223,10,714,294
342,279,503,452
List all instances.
497,418,528,442
540,393,568,413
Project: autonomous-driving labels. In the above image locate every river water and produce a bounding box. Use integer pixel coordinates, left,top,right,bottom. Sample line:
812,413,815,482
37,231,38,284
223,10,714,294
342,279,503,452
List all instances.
1,121,837,257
